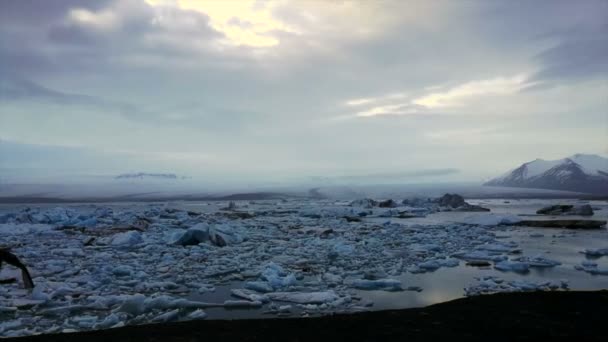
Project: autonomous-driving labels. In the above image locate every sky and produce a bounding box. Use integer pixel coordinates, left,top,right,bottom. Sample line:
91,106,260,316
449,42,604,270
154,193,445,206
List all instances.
0,0,607,185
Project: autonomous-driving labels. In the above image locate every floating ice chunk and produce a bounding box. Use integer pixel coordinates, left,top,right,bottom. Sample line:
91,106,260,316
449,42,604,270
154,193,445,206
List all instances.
244,281,274,293
453,250,508,262
278,305,292,313
152,309,179,323
351,279,403,291
112,265,134,276
0,319,23,334
266,291,339,304
581,248,608,257
231,289,269,303
208,224,243,246
494,260,530,273
115,294,146,315
223,300,263,308
322,273,343,285
39,305,89,316
575,261,608,275
111,231,143,247
259,263,297,290
92,313,121,330
514,256,561,268
417,258,460,271
187,309,207,320
53,248,85,257
328,242,355,260
413,244,442,253
50,285,77,299
143,295,218,310
459,214,522,226
476,242,520,253
169,223,209,246
349,199,377,208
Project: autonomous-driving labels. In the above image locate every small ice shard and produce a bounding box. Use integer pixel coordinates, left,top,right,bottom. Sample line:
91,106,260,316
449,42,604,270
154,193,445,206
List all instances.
30,286,50,302
453,251,508,262
111,231,143,247
152,309,180,323
476,242,520,253
169,223,210,246
351,279,403,291
259,262,297,290
244,281,274,293
187,309,207,320
112,265,134,276
278,305,292,313
581,248,608,257
494,260,530,273
417,258,459,271
231,289,269,303
92,313,121,330
459,214,522,226
349,199,377,208
266,291,339,304
208,224,243,247
575,261,608,275
115,294,146,315
223,300,263,308
514,256,561,268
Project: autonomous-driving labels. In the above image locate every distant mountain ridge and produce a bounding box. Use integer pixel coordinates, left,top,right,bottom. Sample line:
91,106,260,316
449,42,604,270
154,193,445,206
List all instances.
114,172,181,180
484,154,608,195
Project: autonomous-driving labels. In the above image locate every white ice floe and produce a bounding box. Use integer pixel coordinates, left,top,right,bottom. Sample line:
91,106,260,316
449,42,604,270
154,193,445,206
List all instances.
465,276,568,296
514,256,561,268
111,231,143,248
581,248,608,257
351,279,403,291
459,214,522,226
574,261,608,275
170,222,243,247
494,260,530,273
187,309,207,320
230,289,269,303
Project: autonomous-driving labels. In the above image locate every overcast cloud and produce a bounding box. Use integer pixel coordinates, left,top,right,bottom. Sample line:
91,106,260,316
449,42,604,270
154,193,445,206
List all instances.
1,0,606,184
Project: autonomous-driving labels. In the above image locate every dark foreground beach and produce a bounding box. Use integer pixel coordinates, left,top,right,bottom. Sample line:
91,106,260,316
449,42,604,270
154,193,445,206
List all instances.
11,291,608,341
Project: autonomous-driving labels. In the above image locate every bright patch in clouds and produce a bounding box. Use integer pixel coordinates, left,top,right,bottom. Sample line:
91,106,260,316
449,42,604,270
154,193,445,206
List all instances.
345,98,375,106
342,74,530,119
356,103,423,117
413,74,529,108
68,8,119,31
147,0,298,47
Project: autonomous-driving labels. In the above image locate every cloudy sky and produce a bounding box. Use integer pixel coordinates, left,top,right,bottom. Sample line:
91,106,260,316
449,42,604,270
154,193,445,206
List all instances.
0,0,606,184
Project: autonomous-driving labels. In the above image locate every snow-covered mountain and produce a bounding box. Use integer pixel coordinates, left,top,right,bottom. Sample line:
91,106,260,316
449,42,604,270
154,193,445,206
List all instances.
484,154,608,195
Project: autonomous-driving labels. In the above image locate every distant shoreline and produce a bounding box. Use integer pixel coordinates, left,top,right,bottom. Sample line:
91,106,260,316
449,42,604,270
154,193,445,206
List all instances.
0,192,291,204
10,291,608,341
0,192,606,204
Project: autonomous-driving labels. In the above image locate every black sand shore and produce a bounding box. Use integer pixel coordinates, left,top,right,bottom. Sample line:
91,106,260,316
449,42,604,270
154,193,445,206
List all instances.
11,291,608,341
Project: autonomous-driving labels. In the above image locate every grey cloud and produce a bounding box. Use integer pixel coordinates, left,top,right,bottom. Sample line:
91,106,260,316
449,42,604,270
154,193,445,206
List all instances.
0,76,147,120
0,0,111,26
532,35,608,83
1,1,606,182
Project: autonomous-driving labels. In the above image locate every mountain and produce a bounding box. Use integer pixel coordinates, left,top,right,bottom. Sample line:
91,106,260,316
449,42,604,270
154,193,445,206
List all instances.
114,173,180,180
484,154,608,195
